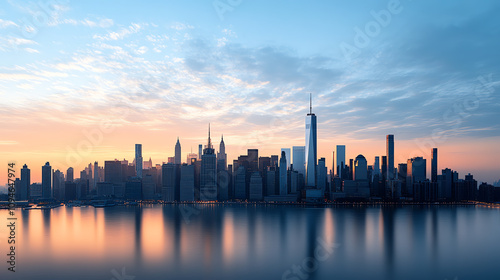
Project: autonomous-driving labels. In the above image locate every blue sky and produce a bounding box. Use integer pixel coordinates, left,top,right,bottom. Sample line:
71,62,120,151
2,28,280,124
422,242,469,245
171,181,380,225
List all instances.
0,0,499,184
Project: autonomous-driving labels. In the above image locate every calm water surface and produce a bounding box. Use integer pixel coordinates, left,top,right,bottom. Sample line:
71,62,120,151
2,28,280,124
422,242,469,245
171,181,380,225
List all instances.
1,205,499,280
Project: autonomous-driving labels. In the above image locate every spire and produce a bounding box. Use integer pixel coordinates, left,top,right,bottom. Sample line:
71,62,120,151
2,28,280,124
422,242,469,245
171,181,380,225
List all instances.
309,92,312,114
207,123,212,148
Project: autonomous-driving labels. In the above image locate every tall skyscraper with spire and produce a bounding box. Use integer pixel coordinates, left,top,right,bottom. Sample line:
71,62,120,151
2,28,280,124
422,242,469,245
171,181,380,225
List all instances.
175,137,182,165
305,94,317,187
201,124,217,201
217,135,227,170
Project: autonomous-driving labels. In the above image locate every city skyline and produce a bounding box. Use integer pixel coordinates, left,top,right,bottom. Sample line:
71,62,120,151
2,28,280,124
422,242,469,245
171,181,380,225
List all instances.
1,0,500,186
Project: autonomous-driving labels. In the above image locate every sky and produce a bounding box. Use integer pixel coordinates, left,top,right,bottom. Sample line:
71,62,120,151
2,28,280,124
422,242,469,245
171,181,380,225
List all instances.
0,0,499,187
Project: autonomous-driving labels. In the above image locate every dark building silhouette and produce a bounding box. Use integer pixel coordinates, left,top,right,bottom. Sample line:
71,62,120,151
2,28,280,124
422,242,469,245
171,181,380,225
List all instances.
42,162,52,199
431,148,438,183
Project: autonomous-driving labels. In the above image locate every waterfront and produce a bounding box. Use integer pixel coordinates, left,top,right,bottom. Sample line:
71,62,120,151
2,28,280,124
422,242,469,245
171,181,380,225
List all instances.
1,205,499,279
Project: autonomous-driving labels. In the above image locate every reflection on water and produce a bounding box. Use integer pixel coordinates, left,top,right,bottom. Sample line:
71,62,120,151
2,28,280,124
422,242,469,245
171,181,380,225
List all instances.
1,205,499,280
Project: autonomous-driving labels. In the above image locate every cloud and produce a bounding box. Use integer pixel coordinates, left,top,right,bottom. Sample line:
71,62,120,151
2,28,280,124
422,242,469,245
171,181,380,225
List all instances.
93,23,147,41
0,18,18,28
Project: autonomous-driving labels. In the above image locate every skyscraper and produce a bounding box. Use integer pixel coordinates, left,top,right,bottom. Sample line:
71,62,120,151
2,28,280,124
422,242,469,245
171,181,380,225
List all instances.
42,162,51,199
317,158,327,191
93,161,98,192
175,138,181,165
336,145,346,179
198,144,203,160
279,151,287,195
407,157,427,195
217,135,227,168
292,146,305,177
135,144,143,179
66,167,74,182
281,148,291,169
431,148,438,183
305,94,317,187
354,155,368,181
200,124,217,201
20,164,30,200
386,134,394,181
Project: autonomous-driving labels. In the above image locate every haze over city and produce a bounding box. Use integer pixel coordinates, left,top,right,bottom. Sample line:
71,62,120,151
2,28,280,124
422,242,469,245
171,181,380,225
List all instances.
1,0,499,186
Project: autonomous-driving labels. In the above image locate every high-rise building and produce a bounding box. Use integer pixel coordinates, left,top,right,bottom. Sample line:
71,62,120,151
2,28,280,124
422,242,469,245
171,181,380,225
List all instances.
198,144,203,160
93,161,98,192
317,157,327,191
386,134,394,181
180,164,195,201
66,167,74,182
42,162,52,199
135,144,143,178
247,149,259,172
162,163,179,202
249,172,263,201
175,137,182,165
201,124,217,201
53,169,65,200
105,160,123,184
373,157,380,176
234,166,246,200
407,157,427,195
354,155,368,181
20,164,30,200
381,156,387,182
305,94,317,187
187,152,198,164
279,151,287,195
292,146,305,177
431,148,438,183
281,148,291,169
217,135,227,170
336,145,346,179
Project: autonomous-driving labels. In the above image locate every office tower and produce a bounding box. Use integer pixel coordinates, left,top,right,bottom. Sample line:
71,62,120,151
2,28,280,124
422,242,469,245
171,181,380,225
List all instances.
381,156,387,182
167,157,175,164
354,155,368,181
234,165,247,200
125,177,142,200
247,149,259,172
175,138,181,164
281,148,291,169
431,148,438,183
93,161,98,192
217,135,227,169
317,158,327,191
270,155,279,168
398,163,408,194
249,172,263,201
193,159,201,200
373,157,380,176
198,144,203,160
180,164,195,201
201,124,217,201
407,157,427,195
142,157,153,170
186,152,198,164
105,160,123,184
438,168,453,200
135,144,143,178
162,163,179,202
386,134,394,181
336,145,346,179
259,156,271,173
141,175,156,200
279,151,287,195
64,181,77,201
217,168,230,201
349,159,354,180
66,167,74,182
20,164,30,200
265,168,277,196
53,169,65,200
292,146,305,177
305,94,317,187
42,162,52,199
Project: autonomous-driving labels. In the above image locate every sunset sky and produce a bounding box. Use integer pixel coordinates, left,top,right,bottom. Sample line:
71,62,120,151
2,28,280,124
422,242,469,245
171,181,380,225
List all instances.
1,0,499,187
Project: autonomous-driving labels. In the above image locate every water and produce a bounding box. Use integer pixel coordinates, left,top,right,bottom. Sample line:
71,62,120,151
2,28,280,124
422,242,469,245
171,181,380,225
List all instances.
1,205,499,280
